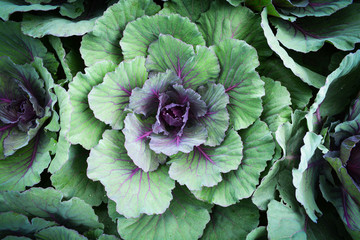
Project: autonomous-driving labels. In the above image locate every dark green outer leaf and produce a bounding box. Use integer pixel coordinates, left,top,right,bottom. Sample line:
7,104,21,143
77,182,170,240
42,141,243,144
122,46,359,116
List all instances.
198,0,272,57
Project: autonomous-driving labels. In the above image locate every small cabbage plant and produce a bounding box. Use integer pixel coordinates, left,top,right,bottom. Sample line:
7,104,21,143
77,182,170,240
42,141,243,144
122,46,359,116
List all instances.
0,21,58,191
323,97,360,231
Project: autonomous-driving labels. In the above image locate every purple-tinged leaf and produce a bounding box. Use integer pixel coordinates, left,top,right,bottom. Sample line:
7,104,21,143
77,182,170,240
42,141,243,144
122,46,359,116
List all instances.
87,130,175,218
273,4,360,53
193,120,274,206
211,39,264,130
325,151,360,207
0,132,52,191
146,34,220,89
129,71,180,117
149,123,207,156
320,176,360,231
168,129,242,190
170,84,207,118
197,83,229,146
88,57,148,130
123,113,167,172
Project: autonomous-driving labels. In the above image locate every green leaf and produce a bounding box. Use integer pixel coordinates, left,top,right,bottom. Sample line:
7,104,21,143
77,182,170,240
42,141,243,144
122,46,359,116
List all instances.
0,21,57,73
48,36,74,83
121,14,206,60
21,14,97,37
267,200,306,239
226,0,244,6
68,61,117,150
325,152,360,207
0,0,57,21
293,132,323,222
80,0,160,66
194,120,274,206
201,199,259,240
146,34,219,89
0,212,56,238
261,77,291,132
261,8,325,88
117,186,210,240
198,0,271,57
35,226,87,240
284,0,352,18
212,39,264,130
258,58,312,109
252,111,307,210
0,132,52,191
87,130,175,218
197,83,229,146
246,227,267,240
0,188,103,232
320,176,360,231
163,0,210,21
169,129,243,191
307,50,360,126
123,113,167,172
88,57,148,130
51,145,106,207
48,85,71,174
274,4,360,53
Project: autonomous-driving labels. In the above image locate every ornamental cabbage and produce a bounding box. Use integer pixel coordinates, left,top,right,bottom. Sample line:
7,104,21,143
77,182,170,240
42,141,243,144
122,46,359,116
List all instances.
67,0,277,238
0,21,58,191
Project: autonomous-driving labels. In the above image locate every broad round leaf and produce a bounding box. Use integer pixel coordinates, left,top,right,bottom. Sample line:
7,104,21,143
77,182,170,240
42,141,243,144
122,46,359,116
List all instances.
198,0,271,57
35,226,87,240
201,199,259,240
80,0,160,66
88,57,148,130
169,129,243,191
87,130,175,218
68,61,116,150
123,113,167,172
0,132,52,191
51,145,106,207
21,14,97,38
197,83,229,146
258,58,312,109
212,39,264,130
0,188,103,232
267,200,306,239
193,120,275,206
274,4,360,53
117,186,211,240
121,14,205,60
0,212,56,238
146,34,220,89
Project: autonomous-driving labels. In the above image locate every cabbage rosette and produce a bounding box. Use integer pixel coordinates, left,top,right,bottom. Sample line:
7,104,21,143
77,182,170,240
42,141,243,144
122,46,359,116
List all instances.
0,21,58,191
68,0,276,238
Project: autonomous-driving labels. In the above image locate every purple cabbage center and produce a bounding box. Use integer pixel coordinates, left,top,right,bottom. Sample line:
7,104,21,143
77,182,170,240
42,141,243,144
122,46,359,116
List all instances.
348,142,360,185
0,97,37,131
